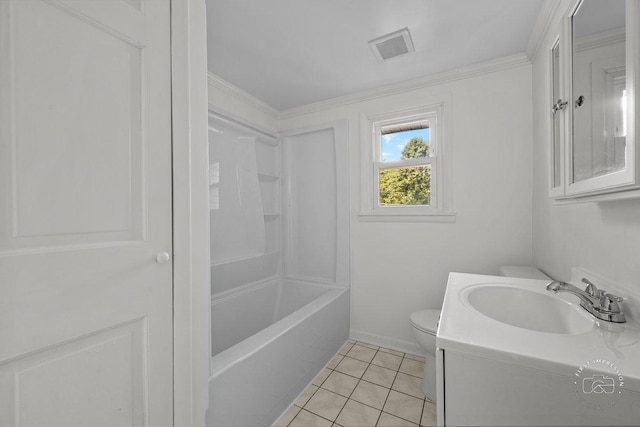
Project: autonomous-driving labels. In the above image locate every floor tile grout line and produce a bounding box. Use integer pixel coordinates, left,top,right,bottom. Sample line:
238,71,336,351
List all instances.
375,349,417,425
287,378,324,426
419,397,427,427
336,350,378,420
288,386,324,427
297,381,321,407
303,345,371,424
340,354,399,373
367,347,385,427
290,345,349,426
335,346,383,426
337,343,428,424
285,339,428,426
374,351,404,426
281,404,300,427
381,352,428,426
296,378,343,425
290,407,335,426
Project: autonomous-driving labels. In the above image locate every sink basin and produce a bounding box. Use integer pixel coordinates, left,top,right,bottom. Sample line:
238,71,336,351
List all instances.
462,284,594,334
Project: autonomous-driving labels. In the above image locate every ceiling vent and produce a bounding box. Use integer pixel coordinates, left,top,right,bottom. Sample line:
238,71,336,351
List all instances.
368,28,415,61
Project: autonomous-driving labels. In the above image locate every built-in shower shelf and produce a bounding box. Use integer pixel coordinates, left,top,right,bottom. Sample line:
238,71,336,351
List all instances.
258,172,279,182
264,213,280,219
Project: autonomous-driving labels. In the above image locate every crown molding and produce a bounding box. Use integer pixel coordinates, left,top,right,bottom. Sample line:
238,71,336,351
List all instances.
279,53,531,120
210,52,533,121
207,72,279,121
575,26,625,53
525,0,565,62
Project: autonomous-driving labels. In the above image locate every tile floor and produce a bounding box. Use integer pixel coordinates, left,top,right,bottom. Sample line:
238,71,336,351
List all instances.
274,340,436,427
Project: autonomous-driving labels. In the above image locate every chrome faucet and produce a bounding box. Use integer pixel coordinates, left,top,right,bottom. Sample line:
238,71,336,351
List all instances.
546,278,626,323
546,281,596,305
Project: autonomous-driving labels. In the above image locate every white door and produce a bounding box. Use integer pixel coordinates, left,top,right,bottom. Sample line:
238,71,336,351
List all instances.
0,1,173,426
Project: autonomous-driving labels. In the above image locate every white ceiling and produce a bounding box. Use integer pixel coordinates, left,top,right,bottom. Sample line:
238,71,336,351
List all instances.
206,0,544,111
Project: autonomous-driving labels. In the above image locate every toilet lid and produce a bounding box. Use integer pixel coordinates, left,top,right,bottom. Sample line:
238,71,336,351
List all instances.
410,309,440,335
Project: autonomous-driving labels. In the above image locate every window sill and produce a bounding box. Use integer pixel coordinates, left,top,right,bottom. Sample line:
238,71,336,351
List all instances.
552,188,640,205
358,212,457,223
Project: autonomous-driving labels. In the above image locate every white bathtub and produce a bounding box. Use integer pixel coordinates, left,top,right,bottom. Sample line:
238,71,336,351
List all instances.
206,278,349,427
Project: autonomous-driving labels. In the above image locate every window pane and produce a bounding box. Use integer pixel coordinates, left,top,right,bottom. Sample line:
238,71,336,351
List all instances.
380,122,430,162
379,165,431,206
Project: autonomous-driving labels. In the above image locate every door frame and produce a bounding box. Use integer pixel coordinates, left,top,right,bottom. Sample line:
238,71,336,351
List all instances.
170,1,210,426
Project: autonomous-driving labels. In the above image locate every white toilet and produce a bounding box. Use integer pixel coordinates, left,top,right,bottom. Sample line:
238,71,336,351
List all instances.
409,309,440,400
409,265,550,401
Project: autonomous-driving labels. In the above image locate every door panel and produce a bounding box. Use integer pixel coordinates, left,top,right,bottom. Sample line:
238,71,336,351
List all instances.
1,320,146,426
0,1,173,425
1,0,145,250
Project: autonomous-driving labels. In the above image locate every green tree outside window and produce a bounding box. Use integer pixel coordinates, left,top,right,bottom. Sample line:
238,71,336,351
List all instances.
379,137,431,205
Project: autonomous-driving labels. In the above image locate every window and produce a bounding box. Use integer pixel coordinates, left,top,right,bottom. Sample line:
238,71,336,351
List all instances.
377,117,433,206
360,101,454,221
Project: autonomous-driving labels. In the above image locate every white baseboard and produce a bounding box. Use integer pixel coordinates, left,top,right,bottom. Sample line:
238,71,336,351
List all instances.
349,329,426,357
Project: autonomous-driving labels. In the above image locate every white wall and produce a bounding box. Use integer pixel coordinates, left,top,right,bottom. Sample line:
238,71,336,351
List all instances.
531,7,640,292
279,63,534,351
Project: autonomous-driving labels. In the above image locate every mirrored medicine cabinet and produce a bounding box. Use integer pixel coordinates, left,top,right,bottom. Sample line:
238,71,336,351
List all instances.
550,0,640,201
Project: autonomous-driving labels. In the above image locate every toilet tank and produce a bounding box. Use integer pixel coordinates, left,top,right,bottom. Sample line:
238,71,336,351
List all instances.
498,265,550,280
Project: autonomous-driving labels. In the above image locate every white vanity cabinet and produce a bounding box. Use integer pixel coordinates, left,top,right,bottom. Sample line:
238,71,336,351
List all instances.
436,272,640,426
439,350,640,426
549,0,640,201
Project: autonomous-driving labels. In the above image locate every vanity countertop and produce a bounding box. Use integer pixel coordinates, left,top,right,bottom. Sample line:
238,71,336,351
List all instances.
437,272,640,392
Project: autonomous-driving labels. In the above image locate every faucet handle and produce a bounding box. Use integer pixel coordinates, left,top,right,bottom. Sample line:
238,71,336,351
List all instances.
582,278,603,298
599,293,623,312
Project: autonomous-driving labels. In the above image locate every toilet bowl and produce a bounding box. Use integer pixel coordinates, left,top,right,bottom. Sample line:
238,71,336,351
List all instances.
409,309,440,401
410,266,550,401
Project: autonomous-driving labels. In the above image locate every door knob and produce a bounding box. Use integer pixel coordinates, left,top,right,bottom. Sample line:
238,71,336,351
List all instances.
156,252,171,264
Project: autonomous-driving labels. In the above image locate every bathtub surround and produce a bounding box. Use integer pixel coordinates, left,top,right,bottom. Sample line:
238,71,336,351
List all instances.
206,105,349,425
208,114,281,297
281,124,350,286
209,122,265,265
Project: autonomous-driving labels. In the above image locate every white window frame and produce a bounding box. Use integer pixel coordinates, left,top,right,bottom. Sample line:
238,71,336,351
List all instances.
359,100,455,222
